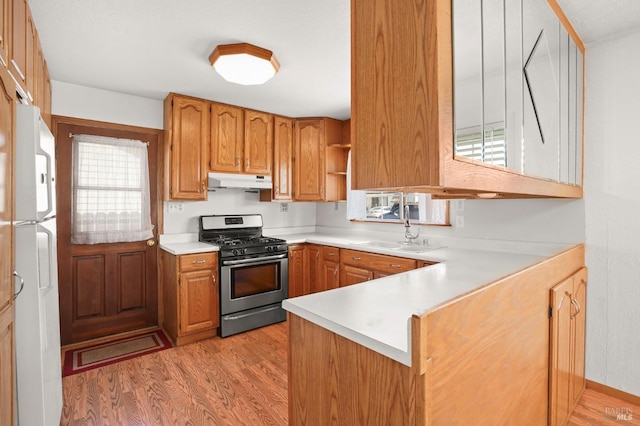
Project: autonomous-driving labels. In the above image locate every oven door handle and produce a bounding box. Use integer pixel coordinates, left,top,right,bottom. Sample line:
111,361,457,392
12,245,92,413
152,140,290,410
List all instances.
222,253,287,266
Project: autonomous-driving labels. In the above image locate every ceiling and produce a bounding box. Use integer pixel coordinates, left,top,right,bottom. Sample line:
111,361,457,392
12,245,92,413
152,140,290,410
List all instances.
27,1,640,122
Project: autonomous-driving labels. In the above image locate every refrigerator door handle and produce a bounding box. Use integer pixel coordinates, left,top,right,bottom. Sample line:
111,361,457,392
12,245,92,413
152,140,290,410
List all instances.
37,224,55,290
37,148,54,219
13,271,25,299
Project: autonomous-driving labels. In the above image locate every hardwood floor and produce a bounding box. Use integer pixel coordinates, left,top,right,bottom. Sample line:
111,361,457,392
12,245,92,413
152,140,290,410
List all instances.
569,389,640,426
62,321,638,425
61,322,288,425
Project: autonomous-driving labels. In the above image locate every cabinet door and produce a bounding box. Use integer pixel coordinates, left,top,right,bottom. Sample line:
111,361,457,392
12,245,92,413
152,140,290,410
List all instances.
288,245,306,298
549,277,573,426
340,265,372,287
211,103,243,172
0,308,14,425
570,268,587,408
167,95,209,200
294,119,325,201
179,269,218,335
272,116,293,200
244,110,272,175
323,260,340,291
9,0,26,93
24,7,34,102
0,0,9,65
306,244,322,294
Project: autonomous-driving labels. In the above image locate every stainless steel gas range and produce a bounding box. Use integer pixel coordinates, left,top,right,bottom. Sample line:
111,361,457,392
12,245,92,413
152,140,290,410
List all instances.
199,214,288,337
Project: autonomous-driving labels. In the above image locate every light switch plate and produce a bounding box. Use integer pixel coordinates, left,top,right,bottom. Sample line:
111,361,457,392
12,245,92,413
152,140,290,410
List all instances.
167,202,184,213
455,199,465,211
456,216,465,228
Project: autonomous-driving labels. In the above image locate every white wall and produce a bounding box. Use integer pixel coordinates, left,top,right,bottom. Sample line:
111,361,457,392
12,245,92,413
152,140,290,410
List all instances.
583,31,640,396
163,191,316,234
317,198,584,245
52,80,163,129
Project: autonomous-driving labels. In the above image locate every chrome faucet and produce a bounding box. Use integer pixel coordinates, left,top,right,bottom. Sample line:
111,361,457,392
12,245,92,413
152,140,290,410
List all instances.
403,205,420,244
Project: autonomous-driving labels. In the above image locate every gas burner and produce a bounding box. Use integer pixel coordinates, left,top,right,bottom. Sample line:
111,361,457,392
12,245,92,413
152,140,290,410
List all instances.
198,214,288,259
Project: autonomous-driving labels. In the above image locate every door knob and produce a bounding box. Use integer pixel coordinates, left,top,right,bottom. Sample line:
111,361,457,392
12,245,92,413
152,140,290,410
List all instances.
146,239,156,247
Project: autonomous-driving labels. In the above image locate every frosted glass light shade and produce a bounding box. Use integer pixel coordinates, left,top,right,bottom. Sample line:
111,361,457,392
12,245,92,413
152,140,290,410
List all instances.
209,43,280,85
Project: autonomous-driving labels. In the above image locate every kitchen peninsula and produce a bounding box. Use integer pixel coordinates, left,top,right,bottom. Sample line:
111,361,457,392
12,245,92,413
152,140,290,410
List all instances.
276,234,585,425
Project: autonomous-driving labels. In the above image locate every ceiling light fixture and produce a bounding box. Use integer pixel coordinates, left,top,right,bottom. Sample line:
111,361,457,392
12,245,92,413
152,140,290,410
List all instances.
209,43,280,86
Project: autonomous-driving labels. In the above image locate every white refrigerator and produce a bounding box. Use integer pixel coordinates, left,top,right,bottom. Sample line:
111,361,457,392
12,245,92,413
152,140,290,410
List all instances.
13,104,62,426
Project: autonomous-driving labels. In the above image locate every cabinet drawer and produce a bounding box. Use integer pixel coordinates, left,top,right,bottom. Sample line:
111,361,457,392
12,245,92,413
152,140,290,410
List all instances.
340,249,417,274
322,246,340,261
179,252,218,272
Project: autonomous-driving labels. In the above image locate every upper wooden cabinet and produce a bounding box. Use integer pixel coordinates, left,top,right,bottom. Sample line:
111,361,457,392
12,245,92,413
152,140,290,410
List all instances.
164,93,210,201
210,103,243,172
8,0,34,102
293,117,345,202
244,110,273,175
0,0,9,65
352,0,585,198
262,115,294,201
210,103,273,175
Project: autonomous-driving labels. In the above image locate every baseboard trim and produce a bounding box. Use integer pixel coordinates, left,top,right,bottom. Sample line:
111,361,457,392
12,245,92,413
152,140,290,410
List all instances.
586,380,640,406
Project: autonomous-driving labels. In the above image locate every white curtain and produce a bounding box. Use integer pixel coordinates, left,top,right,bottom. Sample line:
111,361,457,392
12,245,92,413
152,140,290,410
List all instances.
346,150,367,220
71,134,153,244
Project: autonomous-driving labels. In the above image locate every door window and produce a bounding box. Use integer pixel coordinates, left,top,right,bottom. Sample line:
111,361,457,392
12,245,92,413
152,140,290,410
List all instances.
71,134,153,244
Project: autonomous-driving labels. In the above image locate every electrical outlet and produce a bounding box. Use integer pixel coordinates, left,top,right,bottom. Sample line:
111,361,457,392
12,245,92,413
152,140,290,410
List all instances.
456,216,465,228
167,202,184,213
455,199,465,211
280,203,288,213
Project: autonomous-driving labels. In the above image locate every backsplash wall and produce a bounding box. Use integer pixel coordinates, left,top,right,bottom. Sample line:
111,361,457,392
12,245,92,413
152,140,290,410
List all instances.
163,190,317,234
316,198,585,244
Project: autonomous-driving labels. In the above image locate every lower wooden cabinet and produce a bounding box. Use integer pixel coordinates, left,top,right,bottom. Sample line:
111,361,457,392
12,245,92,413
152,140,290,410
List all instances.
288,244,340,298
0,305,14,425
288,245,306,298
549,267,587,426
340,248,417,287
161,251,219,345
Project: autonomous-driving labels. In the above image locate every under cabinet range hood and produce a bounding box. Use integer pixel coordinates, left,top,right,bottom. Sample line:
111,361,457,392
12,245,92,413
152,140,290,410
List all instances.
208,172,272,190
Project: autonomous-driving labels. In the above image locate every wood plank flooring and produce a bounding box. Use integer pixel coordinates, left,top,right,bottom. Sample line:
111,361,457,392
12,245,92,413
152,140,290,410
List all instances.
61,321,638,425
61,322,288,425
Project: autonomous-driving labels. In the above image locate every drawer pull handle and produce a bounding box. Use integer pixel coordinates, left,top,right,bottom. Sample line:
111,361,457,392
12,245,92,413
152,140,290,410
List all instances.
192,259,207,264
327,252,335,257
390,264,401,268
352,256,361,261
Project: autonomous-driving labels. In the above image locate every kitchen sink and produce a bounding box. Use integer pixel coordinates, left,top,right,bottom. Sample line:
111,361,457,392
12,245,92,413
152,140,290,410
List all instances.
351,240,443,253
351,240,401,249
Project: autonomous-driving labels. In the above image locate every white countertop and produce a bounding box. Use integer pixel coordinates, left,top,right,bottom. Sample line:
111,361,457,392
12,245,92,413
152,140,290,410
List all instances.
272,232,573,367
159,230,573,367
159,234,219,255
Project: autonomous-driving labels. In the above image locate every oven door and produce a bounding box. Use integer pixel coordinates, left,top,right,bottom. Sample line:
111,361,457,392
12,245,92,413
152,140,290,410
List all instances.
220,253,288,316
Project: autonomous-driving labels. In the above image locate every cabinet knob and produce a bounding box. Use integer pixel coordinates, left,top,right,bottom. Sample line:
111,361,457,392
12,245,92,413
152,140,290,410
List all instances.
212,275,216,284
146,239,156,247
245,158,250,169
236,157,240,166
